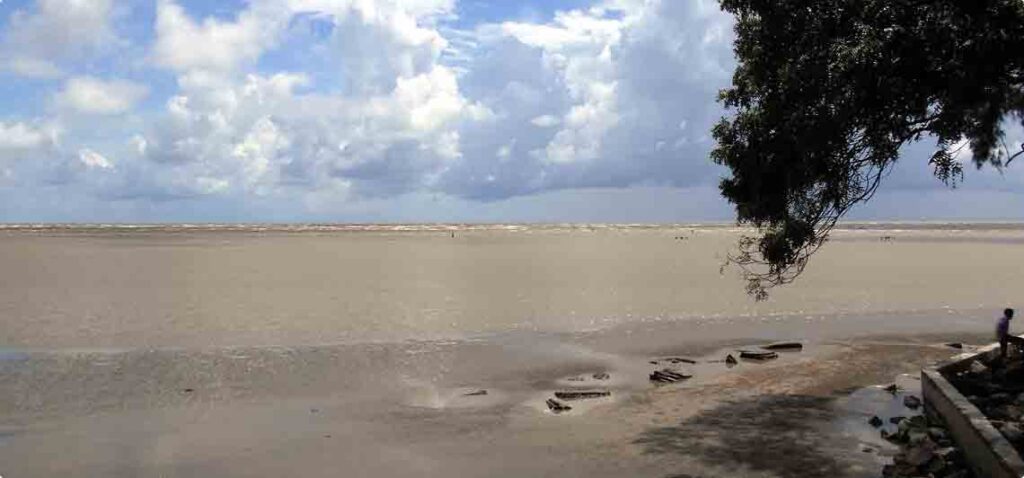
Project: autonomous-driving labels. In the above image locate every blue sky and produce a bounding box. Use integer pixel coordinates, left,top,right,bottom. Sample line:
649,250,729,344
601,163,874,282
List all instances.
0,0,1022,223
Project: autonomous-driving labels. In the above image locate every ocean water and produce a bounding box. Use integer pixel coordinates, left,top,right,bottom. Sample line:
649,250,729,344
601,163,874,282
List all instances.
1,223,1021,350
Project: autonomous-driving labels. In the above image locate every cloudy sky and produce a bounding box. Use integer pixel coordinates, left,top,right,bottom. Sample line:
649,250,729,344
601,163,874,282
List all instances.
0,0,1021,223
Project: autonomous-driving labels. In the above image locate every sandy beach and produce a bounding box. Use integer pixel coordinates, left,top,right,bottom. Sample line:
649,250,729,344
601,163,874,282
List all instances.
0,224,1020,477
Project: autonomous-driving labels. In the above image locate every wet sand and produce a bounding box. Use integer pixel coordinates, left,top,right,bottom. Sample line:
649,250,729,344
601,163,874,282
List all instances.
0,224,1019,477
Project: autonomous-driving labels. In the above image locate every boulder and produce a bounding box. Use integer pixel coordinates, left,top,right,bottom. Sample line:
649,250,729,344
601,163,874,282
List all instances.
869,416,884,427
903,395,923,410
592,372,610,380
889,416,906,425
464,390,488,397
945,342,964,349
725,354,738,366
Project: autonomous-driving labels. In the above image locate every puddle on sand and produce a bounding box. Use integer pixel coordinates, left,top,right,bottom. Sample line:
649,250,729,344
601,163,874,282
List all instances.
0,348,30,363
832,373,924,457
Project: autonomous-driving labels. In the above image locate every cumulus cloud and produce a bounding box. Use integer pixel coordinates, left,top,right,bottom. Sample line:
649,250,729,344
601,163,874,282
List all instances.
0,121,53,151
152,0,289,74
0,0,116,78
55,77,149,115
0,0,1020,221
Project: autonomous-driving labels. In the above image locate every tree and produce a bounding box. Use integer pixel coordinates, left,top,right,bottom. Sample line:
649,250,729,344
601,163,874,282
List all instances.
711,0,1024,300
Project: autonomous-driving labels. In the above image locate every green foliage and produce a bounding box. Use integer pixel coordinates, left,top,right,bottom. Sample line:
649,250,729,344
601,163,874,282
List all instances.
712,0,1024,299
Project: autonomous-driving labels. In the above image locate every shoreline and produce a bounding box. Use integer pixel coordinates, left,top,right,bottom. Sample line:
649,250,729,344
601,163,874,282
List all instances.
1,326,990,477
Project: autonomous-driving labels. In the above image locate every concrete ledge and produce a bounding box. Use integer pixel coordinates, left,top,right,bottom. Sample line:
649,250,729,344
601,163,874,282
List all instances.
922,342,1024,478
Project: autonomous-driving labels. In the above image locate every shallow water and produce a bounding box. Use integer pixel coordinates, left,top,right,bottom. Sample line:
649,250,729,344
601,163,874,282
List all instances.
0,224,1020,349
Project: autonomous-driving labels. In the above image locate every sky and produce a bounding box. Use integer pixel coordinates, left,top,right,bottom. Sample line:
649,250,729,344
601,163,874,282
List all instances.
0,0,1022,223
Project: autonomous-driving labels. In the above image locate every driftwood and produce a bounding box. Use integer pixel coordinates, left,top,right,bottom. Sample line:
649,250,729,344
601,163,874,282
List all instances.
739,350,778,360
762,342,803,351
649,369,692,383
546,398,572,413
554,390,611,401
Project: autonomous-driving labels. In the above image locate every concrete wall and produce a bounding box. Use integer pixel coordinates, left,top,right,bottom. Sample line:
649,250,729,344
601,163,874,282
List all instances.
922,342,1024,478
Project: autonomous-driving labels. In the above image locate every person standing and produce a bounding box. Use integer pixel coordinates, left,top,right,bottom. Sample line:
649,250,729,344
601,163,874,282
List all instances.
998,308,1016,360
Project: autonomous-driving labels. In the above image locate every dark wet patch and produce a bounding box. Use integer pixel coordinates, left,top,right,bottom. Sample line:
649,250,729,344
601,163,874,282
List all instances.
0,348,30,363
634,394,861,478
0,430,17,446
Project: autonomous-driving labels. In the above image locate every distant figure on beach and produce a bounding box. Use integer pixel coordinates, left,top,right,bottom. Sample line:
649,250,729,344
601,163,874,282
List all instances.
997,308,1024,361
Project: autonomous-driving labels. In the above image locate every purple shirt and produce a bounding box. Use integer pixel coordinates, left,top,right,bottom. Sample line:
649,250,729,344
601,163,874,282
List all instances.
997,315,1011,339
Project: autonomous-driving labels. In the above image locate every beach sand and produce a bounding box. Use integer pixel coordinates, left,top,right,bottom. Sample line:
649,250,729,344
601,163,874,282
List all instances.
0,224,1019,477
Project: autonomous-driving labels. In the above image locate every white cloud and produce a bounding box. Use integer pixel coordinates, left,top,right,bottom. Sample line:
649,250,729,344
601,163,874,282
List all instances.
0,0,116,78
531,115,561,128
7,0,1017,221
55,77,149,115
77,148,113,169
153,0,288,74
0,122,53,151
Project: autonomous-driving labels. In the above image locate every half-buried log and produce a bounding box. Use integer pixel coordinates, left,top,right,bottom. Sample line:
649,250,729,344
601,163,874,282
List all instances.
649,369,692,383
739,350,779,360
554,390,611,401
546,398,572,413
762,342,803,351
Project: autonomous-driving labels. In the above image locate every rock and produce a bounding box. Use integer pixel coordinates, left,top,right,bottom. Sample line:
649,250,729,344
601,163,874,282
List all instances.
970,360,989,375
884,384,900,395
566,376,586,382
592,372,610,380
665,357,697,364
725,354,738,366
903,441,936,467
182,388,195,393
762,342,803,351
991,392,1012,403
869,416,884,427
889,416,906,425
907,430,929,445
945,342,964,349
310,408,320,413
934,447,963,466
924,454,948,475
990,404,1023,421
904,395,923,410
1002,422,1024,442
554,390,611,401
739,350,778,360
463,390,488,396
881,429,899,442
927,427,948,441
649,369,692,383
648,361,659,365
905,415,928,430
546,399,572,413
